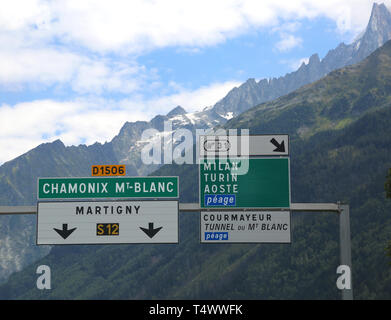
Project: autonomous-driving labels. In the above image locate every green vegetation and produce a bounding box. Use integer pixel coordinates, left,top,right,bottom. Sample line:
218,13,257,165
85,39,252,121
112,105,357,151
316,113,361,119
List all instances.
227,41,391,141
385,168,391,199
3,40,391,300
2,101,391,300
385,168,391,263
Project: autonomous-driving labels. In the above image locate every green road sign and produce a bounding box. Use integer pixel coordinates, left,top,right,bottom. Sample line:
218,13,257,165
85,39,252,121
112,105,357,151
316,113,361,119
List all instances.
199,157,290,208
38,176,179,200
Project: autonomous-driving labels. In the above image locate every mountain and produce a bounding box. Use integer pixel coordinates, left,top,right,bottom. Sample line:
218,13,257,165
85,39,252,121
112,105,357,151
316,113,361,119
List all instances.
210,3,391,117
0,104,218,282
0,140,118,281
86,2,391,176
111,105,221,176
227,39,391,139
2,39,391,299
97,2,391,175
1,3,391,284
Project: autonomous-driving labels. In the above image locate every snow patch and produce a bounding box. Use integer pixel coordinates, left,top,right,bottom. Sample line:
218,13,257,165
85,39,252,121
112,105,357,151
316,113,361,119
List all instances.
185,112,201,125
168,115,190,125
221,112,234,120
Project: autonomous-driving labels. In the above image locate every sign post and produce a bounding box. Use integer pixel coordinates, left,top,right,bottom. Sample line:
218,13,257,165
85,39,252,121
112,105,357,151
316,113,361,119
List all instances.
339,203,353,300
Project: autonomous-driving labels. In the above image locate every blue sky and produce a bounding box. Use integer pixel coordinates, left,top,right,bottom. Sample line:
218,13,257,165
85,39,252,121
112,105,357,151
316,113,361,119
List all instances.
0,0,387,164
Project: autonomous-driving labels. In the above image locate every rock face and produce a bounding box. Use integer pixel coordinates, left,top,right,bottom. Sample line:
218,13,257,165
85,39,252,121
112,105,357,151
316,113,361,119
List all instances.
1,3,391,283
210,3,391,118
4,38,391,300
110,4,391,147
350,3,391,63
228,39,391,139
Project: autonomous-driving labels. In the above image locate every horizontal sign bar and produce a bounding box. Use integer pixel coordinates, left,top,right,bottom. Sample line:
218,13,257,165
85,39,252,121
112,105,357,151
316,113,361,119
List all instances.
37,176,179,200
0,203,342,215
200,211,291,243
0,206,38,215
37,200,179,245
91,165,126,176
199,135,289,157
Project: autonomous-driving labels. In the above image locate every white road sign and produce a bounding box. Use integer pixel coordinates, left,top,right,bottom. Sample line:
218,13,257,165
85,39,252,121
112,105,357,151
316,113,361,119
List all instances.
37,200,178,245
199,135,289,157
200,211,291,243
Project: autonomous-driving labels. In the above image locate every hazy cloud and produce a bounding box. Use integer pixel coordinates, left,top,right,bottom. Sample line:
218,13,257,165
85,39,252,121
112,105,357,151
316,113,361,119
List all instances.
275,33,303,52
0,81,239,164
0,0,387,163
0,0,384,92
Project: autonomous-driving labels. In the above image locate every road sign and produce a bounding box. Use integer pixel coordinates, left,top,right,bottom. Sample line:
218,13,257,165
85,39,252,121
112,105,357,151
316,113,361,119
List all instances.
200,211,291,243
91,165,126,176
37,176,179,200
199,135,289,157
199,157,290,208
37,200,179,244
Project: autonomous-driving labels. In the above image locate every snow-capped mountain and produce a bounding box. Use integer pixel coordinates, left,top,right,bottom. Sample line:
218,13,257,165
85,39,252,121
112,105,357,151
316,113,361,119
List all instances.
116,3,391,175
1,2,391,283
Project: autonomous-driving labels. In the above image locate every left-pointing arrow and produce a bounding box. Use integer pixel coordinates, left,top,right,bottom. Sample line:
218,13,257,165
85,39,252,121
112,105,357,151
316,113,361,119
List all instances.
53,224,77,239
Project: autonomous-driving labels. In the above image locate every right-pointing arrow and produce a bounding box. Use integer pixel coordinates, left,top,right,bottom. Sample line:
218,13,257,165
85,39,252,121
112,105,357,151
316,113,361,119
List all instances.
270,138,285,153
140,223,162,239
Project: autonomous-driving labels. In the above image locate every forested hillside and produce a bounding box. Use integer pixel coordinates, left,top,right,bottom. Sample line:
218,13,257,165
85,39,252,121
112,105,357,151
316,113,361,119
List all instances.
1,85,391,300
3,37,391,301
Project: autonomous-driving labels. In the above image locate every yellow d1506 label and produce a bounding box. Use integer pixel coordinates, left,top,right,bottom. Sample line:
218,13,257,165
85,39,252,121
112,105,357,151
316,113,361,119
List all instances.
92,165,126,176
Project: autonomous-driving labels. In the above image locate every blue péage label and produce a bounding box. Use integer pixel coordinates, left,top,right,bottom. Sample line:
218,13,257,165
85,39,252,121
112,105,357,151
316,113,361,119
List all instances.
204,194,236,206
204,232,229,241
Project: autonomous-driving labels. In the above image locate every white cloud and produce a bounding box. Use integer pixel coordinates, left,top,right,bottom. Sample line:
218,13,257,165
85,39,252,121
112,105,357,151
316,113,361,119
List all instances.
0,80,239,164
272,21,302,34
0,48,81,88
138,81,242,114
70,60,146,94
0,0,51,31
0,44,153,94
0,0,386,92
0,98,149,164
0,0,388,163
0,1,387,53
275,33,303,52
293,57,310,70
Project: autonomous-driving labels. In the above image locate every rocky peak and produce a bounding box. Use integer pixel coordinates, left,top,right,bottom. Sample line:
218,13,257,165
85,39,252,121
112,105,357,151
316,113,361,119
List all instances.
166,105,187,118
242,78,257,87
348,2,391,64
363,3,391,46
308,53,320,65
368,3,391,30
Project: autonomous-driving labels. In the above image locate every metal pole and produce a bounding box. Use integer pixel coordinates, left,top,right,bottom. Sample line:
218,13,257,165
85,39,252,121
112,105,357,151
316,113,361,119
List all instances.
0,205,36,215
339,203,353,300
0,203,341,214
0,202,353,300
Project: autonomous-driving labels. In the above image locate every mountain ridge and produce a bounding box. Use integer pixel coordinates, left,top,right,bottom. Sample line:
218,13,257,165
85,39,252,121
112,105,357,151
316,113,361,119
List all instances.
2,41,391,297
1,2,391,283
